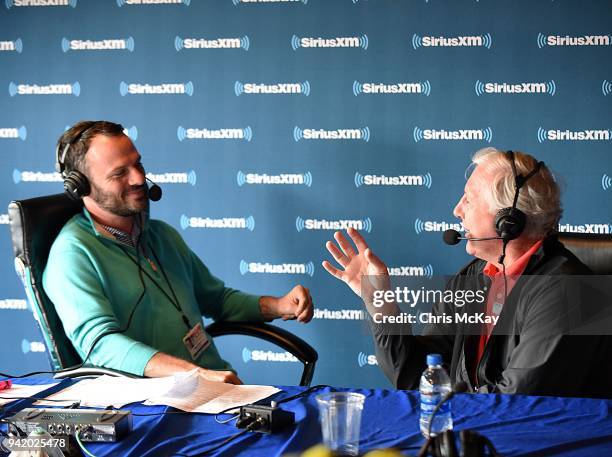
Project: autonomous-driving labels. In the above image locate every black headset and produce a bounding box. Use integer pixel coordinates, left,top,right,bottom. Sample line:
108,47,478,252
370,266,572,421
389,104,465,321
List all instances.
493,150,544,242
55,121,101,201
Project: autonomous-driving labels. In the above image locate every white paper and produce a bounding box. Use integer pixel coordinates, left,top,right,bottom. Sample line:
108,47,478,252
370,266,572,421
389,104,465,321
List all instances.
0,383,59,406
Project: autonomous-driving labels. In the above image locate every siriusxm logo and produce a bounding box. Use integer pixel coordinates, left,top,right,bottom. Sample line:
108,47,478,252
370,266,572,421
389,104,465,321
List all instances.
537,127,611,142
475,80,556,96
291,34,368,50
354,172,431,188
242,347,298,363
237,171,312,187
0,38,23,53
146,171,196,185
414,218,463,235
313,308,365,320
21,339,45,354
9,81,80,96
5,0,76,8
602,80,612,96
13,169,62,183
387,265,434,279
0,299,27,310
413,126,492,143
117,0,190,6
175,36,249,51
235,81,310,96
120,81,193,96
558,223,612,234
233,0,307,5
180,215,255,231
61,37,134,52
177,126,252,142
239,260,315,276
294,126,370,142
0,126,27,141
602,174,612,191
296,217,372,233
357,352,377,368
412,33,492,49
537,33,611,48
353,80,431,96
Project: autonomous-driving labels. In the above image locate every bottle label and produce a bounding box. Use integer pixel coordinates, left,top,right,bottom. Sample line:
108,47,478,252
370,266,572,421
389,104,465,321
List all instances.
420,393,450,415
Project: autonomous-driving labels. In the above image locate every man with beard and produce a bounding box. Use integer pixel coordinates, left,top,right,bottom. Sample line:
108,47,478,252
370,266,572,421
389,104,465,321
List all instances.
43,121,313,383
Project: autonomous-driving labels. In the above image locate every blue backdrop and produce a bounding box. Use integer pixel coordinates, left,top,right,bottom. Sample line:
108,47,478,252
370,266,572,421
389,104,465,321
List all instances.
1,0,610,388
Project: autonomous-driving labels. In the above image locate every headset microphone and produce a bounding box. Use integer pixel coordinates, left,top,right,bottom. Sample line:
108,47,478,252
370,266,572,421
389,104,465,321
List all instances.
146,177,162,202
442,229,502,246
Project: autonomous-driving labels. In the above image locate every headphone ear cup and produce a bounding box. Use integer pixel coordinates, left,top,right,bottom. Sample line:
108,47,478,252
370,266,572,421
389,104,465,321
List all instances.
494,207,526,241
63,170,90,201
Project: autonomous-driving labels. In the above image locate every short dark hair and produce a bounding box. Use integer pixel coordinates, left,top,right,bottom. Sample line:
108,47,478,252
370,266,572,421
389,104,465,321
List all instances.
57,120,124,175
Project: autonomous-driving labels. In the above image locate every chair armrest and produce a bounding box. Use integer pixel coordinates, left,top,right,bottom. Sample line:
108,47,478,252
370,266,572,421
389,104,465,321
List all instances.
205,321,318,386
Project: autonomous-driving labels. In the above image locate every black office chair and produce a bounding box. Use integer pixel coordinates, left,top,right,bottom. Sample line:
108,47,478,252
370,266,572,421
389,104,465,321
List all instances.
558,232,612,275
8,193,317,386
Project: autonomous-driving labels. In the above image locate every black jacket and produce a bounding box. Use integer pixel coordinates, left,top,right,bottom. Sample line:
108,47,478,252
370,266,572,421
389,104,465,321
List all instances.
369,235,612,398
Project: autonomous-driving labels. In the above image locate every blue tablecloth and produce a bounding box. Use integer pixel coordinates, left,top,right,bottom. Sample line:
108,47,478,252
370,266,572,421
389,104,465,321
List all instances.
1,380,611,456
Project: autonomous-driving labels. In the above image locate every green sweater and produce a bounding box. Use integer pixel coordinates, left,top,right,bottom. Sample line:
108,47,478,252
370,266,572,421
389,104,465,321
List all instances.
42,209,263,375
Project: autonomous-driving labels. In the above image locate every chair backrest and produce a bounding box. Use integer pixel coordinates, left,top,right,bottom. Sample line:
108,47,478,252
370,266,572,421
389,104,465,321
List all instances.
8,193,84,371
558,233,612,275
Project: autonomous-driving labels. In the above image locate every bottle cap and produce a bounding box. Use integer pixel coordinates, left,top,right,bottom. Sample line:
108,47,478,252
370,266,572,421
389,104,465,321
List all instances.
426,353,442,366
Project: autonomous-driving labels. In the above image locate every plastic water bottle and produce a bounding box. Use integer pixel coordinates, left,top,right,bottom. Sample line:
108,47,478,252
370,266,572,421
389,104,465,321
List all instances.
419,353,453,437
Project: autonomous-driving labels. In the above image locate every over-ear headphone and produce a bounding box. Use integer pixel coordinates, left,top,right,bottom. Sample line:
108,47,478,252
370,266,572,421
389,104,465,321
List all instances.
493,150,544,241
55,122,100,201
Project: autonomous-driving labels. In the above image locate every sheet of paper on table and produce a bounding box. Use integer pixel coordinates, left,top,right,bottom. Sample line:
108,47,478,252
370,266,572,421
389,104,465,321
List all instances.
0,383,59,406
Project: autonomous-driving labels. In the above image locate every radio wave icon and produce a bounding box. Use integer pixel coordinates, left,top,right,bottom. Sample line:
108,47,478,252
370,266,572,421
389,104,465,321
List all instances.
422,172,432,189
61,37,70,53
602,174,612,191
239,260,249,275
483,127,493,143
361,127,371,142
21,339,31,354
246,216,255,232
359,34,369,50
188,170,197,186
420,80,431,96
242,347,252,363
182,0,191,5
305,262,315,277
303,171,312,187
353,80,363,96
124,126,138,141
602,80,612,96
184,81,194,96
179,214,189,230
14,38,23,53
537,126,547,143
12,169,21,184
236,170,246,186
8,82,17,97
242,126,253,142
72,81,80,97
301,81,311,96
362,217,372,233
119,81,128,97
69,0,77,6
423,264,434,279
293,126,303,142
354,172,364,188
126,36,135,52
177,126,187,142
412,34,423,50
546,80,556,96
482,33,492,49
414,218,425,235
5,0,14,9
537,33,547,49
474,80,485,96
234,81,245,96
295,216,305,232
291,35,301,51
232,0,239,5
357,352,368,368
240,36,250,51
413,126,424,143
116,0,125,6
175,36,184,52
17,126,27,141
